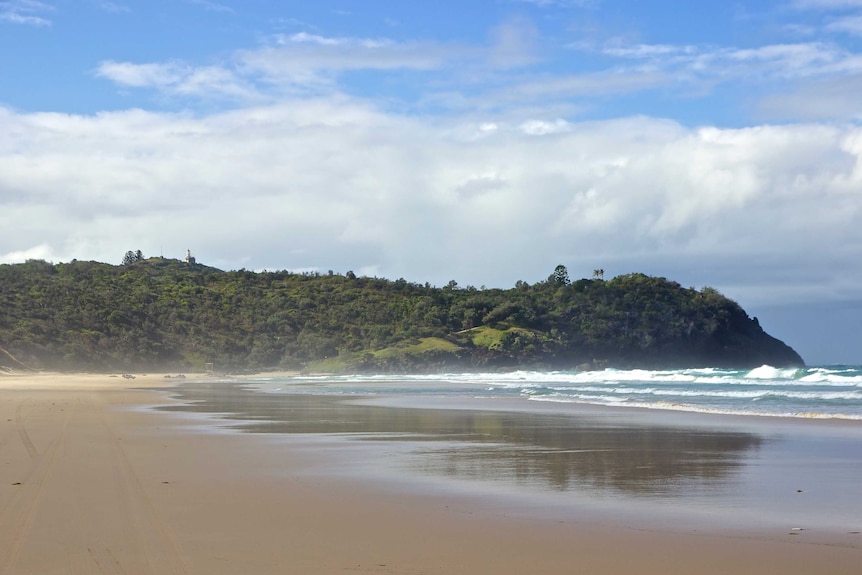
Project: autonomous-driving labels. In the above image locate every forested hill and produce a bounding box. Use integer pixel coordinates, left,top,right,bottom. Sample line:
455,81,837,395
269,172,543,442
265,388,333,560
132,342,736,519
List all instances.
0,258,803,373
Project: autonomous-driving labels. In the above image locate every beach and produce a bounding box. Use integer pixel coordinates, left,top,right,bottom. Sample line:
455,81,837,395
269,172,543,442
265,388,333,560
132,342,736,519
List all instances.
1,372,860,574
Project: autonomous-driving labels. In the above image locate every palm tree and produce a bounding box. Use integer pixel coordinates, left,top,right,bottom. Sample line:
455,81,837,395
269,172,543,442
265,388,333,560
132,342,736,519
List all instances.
593,269,604,280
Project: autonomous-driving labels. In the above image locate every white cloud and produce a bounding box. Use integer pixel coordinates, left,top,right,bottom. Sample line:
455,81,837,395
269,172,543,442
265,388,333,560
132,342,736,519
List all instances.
0,0,52,26
94,23,548,104
725,42,834,66
261,32,455,70
0,243,55,264
96,61,189,87
601,43,697,59
95,34,463,102
595,39,856,80
172,65,258,99
573,38,862,115
85,16,862,130
826,14,862,34
519,118,570,135
285,32,393,48
226,33,469,95
96,60,259,101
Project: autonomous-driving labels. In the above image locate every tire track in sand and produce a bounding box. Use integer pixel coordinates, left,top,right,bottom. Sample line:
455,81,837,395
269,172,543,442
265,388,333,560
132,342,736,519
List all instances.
96,410,191,575
60,391,190,575
1,392,191,575
60,396,134,575
88,545,130,575
64,539,130,575
15,403,39,459
0,403,69,575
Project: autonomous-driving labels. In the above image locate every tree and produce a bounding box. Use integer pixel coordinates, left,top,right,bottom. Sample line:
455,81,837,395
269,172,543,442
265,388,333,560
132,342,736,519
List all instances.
552,265,570,285
593,268,604,280
122,250,144,265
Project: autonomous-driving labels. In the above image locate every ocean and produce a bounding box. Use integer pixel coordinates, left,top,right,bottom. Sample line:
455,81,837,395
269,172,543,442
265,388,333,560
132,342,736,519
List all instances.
246,364,862,420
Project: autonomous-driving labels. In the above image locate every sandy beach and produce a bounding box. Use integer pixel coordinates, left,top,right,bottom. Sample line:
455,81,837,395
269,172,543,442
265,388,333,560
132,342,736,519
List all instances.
1,372,860,574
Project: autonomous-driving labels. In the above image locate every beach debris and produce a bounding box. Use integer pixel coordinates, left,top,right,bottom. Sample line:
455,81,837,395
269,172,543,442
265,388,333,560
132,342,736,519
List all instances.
11,482,21,485
796,489,803,493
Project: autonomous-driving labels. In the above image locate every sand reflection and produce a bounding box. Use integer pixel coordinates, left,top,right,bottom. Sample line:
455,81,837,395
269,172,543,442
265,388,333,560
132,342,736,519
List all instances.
163,380,762,497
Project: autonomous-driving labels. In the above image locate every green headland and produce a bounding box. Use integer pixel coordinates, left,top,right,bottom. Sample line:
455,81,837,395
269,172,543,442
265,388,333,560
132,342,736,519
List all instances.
0,258,803,373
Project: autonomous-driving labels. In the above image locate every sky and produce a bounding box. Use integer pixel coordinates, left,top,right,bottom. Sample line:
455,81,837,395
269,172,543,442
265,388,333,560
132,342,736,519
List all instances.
1,0,861,364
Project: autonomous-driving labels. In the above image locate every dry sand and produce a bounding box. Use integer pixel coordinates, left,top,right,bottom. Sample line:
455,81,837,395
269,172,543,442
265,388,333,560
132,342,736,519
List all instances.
0,372,860,574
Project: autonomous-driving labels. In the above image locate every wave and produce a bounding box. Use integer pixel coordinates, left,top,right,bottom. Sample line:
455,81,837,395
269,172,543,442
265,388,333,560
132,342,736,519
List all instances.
745,365,804,380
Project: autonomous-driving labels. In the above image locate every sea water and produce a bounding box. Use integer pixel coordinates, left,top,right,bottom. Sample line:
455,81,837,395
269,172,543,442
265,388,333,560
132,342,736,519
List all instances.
248,365,862,420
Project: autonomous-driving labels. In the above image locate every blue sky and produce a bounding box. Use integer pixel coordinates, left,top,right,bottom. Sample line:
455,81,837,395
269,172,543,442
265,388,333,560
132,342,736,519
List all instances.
2,0,862,364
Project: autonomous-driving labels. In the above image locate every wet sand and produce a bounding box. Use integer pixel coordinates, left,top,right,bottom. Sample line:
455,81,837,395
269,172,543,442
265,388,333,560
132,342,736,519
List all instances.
1,373,860,574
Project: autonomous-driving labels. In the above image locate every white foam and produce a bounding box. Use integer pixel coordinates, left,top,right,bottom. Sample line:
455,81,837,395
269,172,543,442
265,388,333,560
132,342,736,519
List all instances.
745,365,802,380
799,372,862,385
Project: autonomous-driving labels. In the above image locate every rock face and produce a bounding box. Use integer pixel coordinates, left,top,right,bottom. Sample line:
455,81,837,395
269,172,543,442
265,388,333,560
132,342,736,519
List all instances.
0,261,804,372
683,315,804,369
609,314,805,370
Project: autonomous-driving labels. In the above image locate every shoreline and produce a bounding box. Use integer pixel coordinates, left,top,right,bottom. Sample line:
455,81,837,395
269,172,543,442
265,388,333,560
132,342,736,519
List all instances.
1,373,860,574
